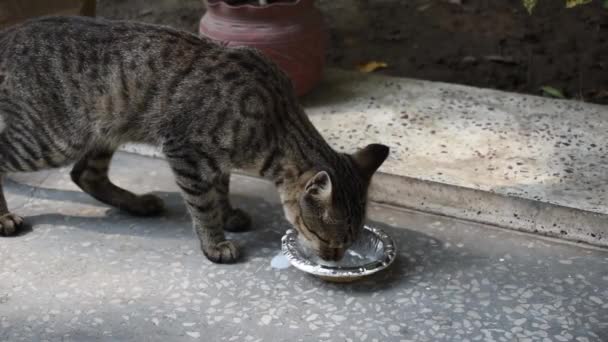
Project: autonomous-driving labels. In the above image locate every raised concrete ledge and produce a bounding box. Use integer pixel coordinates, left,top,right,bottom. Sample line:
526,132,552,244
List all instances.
121,68,608,248
369,172,606,248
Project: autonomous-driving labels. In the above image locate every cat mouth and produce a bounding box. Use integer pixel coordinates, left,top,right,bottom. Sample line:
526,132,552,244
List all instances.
295,223,347,261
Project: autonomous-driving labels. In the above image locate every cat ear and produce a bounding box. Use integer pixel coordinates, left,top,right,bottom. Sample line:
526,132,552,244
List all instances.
304,171,332,202
351,144,390,179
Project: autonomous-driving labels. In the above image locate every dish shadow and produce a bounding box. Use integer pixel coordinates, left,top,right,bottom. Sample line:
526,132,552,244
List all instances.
5,178,469,291
5,177,291,262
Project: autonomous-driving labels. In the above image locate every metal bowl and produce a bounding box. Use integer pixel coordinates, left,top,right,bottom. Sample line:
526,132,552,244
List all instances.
281,225,397,282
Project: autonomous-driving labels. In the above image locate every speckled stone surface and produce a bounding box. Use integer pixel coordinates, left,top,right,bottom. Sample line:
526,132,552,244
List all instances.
1,153,607,342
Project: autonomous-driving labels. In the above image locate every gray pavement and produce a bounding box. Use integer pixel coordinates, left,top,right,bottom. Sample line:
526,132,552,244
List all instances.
1,153,607,342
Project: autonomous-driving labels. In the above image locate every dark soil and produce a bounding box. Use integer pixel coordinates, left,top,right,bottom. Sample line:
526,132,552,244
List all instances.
221,0,296,5
97,0,608,104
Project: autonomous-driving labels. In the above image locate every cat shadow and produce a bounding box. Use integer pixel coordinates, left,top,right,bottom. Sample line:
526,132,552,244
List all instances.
6,179,462,289
5,178,291,261
4,176,108,209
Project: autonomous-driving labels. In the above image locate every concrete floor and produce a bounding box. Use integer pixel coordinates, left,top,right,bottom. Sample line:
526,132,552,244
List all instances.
1,153,607,342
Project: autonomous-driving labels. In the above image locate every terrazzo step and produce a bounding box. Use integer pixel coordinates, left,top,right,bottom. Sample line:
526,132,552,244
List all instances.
122,69,608,248
3,152,607,341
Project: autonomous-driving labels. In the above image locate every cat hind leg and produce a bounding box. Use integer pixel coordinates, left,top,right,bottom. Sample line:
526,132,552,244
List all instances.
70,148,164,216
0,176,24,236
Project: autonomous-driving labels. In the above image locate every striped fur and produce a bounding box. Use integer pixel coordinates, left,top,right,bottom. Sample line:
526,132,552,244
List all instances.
0,16,389,263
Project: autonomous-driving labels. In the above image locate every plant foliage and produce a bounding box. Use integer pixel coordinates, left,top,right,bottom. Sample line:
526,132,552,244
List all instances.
524,0,593,13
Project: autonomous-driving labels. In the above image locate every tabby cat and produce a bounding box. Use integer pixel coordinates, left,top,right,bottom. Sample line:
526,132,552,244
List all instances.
0,16,389,263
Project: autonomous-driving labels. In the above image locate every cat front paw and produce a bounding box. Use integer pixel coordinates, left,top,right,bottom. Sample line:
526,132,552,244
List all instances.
224,208,251,232
203,240,240,264
0,213,24,236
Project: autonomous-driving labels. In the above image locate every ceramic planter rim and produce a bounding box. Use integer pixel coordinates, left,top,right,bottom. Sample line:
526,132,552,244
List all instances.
205,0,314,10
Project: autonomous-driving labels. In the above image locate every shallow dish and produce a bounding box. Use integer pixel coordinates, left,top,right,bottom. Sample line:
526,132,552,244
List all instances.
281,225,397,282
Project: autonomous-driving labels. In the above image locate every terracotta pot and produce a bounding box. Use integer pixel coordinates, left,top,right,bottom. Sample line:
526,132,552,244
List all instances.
199,0,327,96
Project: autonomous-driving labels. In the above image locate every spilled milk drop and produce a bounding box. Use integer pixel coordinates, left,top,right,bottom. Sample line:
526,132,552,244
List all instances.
270,252,291,269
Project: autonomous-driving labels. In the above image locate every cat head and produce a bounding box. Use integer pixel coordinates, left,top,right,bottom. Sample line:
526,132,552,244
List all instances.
281,144,389,261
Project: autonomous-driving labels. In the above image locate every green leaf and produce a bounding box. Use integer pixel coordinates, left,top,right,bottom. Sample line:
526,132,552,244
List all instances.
603,0,608,9
540,86,565,99
522,0,537,14
565,0,592,8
